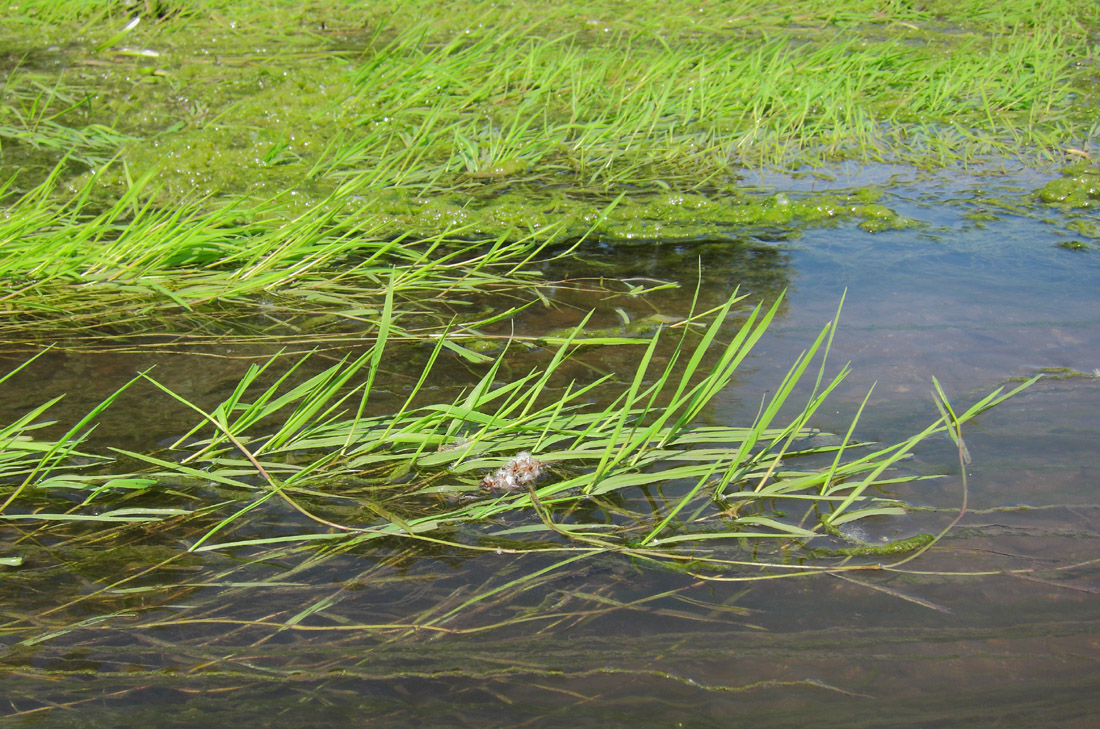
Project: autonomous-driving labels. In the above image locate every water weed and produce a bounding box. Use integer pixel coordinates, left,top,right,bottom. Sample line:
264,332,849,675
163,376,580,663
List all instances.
0,5,1090,718
2,0,1096,203
1,293,1037,562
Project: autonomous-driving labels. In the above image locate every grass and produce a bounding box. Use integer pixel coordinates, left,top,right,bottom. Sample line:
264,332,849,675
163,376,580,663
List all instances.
1,292,1038,560
0,2,1093,718
0,0,1081,627
0,159,909,350
4,302,1090,723
0,163,599,349
0,0,1094,345
3,0,1097,202
0,287,1056,682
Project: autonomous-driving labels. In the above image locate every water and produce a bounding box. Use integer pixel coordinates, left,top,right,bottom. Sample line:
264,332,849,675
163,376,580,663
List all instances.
2,175,1099,727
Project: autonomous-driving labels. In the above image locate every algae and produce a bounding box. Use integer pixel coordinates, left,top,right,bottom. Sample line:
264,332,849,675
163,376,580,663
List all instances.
810,532,936,558
1009,366,1100,381
539,313,682,345
1037,164,1100,208
3,0,1097,242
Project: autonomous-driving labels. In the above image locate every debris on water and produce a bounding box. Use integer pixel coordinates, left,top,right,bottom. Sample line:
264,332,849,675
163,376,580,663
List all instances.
481,451,544,493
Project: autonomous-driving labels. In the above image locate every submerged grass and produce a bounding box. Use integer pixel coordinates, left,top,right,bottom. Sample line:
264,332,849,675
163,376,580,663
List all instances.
0,2,1090,715
0,286,1050,677
1,292,1037,562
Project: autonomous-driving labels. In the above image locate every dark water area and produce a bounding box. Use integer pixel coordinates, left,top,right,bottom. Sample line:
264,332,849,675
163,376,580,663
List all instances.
2,173,1099,727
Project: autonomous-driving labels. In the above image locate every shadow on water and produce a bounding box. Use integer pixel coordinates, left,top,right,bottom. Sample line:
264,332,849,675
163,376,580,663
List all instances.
2,175,1099,727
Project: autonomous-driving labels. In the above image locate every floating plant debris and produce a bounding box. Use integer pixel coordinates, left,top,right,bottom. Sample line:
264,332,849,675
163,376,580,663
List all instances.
481,451,545,493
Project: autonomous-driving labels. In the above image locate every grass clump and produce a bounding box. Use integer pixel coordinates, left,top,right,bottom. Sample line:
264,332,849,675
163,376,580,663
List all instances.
0,163,594,348
3,0,1097,210
1,292,1037,567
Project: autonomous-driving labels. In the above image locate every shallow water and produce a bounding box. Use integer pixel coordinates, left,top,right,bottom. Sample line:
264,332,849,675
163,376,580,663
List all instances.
2,175,1099,727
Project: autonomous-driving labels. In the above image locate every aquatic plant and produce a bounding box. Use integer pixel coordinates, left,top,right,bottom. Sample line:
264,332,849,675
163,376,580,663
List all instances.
0,164,628,351
1,0,1095,355
3,0,1096,205
0,3,1092,721
1,292,1036,565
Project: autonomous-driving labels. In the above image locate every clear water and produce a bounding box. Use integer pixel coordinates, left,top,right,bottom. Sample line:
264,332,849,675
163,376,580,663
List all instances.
2,173,1099,727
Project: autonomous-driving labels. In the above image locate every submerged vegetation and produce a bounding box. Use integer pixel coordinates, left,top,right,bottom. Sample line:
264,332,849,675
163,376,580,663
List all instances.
0,0,1097,719
1,0,1095,341
0,284,1043,665
3,291,1035,561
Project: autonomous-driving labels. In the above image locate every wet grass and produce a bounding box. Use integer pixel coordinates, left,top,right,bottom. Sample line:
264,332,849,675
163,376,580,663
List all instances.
1,314,1086,722
0,1,1096,721
1,292,1037,572
1,0,1095,345
0,163,597,349
3,0,1097,202
0,0,1094,349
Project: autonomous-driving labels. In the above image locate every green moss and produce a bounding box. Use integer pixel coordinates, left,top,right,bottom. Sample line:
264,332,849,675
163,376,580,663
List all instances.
844,532,935,557
329,188,914,243
462,337,508,355
1007,367,1099,382
962,211,1000,224
1064,217,1100,240
1037,367,1095,378
539,313,680,344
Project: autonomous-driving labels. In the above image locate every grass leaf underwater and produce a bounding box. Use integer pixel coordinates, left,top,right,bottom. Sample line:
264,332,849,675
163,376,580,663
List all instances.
0,291,1038,568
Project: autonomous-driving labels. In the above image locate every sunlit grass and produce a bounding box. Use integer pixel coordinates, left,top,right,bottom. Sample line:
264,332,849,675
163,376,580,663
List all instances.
0,3,1092,720
0,163,619,347
1,292,1038,562
0,286,1049,681
2,0,1096,204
